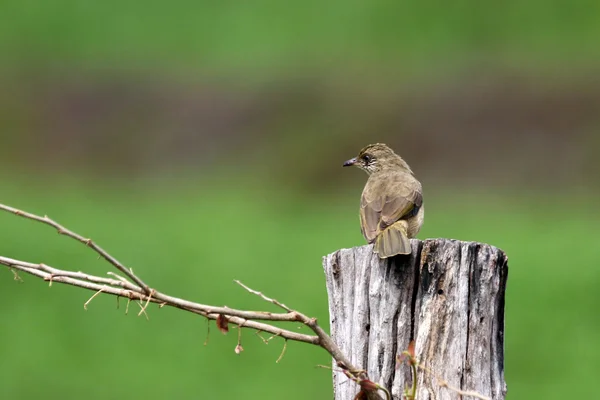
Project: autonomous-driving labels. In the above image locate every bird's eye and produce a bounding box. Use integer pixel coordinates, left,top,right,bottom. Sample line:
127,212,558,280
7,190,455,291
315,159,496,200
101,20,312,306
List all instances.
362,154,371,163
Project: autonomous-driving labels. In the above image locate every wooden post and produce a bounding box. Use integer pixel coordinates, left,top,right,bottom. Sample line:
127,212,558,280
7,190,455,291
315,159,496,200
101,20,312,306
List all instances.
323,239,508,400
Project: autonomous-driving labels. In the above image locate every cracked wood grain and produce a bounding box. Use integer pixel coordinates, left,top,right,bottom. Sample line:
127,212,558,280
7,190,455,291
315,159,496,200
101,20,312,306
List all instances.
323,239,508,400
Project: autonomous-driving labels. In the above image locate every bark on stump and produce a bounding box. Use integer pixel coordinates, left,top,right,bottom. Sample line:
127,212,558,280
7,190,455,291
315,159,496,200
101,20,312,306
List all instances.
323,239,508,400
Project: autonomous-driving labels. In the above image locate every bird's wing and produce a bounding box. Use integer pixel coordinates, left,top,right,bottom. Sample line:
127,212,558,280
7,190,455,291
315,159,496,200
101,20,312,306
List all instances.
360,176,422,242
360,194,381,242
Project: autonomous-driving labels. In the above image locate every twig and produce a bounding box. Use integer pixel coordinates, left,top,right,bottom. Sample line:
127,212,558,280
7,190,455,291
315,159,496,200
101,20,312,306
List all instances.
0,204,151,294
234,280,358,377
234,279,292,312
1,254,318,343
0,256,308,323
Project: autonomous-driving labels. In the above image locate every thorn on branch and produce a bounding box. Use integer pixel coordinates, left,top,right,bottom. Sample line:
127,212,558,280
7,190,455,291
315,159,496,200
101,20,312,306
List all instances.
41,265,55,286
10,268,23,282
204,320,210,346
254,330,265,343
137,289,155,317
84,287,106,310
135,301,150,320
276,339,288,363
107,271,131,286
255,331,280,344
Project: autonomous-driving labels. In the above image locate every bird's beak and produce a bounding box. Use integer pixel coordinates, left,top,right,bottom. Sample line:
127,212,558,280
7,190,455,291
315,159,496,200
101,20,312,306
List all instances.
343,157,357,167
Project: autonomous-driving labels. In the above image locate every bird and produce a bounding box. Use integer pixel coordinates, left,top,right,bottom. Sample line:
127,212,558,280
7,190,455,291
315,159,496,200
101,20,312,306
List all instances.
343,143,424,258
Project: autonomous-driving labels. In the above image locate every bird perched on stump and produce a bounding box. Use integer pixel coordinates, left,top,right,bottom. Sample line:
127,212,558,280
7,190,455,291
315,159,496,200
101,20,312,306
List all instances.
343,143,424,258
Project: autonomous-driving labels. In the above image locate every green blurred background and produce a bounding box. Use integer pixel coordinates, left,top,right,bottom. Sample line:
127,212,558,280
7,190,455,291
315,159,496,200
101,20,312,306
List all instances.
1,1,599,399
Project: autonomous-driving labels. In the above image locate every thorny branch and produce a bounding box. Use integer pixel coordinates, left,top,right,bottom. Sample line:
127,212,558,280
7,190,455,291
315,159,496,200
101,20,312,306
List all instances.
0,203,151,294
0,203,381,397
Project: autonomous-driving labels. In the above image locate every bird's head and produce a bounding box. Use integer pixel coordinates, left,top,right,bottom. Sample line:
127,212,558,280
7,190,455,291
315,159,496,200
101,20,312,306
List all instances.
343,143,412,175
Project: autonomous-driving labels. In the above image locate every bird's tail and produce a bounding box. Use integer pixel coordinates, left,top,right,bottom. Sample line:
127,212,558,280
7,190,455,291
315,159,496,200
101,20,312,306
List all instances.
374,221,411,258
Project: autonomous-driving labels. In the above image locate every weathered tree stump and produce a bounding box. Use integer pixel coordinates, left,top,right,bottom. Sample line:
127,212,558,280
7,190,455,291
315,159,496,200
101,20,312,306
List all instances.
323,239,508,400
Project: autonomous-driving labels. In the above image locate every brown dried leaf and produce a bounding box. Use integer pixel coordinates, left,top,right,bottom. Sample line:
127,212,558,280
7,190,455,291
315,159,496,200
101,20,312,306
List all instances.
359,379,379,392
407,340,416,365
354,390,368,400
407,340,415,358
216,314,229,334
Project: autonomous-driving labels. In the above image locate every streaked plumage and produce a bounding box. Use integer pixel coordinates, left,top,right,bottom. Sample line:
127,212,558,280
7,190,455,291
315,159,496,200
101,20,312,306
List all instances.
343,143,424,258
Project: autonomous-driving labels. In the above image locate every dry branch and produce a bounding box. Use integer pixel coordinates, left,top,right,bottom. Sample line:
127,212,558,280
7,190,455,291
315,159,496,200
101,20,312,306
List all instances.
0,203,150,293
0,202,382,397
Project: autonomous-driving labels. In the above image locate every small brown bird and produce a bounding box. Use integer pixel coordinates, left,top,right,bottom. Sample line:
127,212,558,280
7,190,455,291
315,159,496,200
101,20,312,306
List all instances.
343,143,424,258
